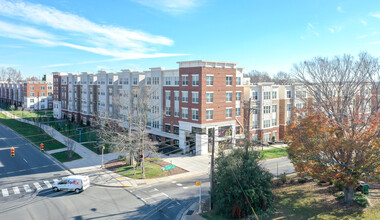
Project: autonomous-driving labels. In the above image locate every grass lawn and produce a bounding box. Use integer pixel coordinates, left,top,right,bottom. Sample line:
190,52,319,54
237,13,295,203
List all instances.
116,162,168,179
50,150,82,163
0,113,66,151
260,147,288,159
268,182,380,220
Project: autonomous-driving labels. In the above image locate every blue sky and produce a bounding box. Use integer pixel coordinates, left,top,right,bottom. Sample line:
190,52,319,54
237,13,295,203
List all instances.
0,0,380,78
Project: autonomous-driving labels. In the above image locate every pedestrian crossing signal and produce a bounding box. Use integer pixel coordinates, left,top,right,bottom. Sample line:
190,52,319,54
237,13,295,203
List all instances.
11,147,15,157
40,143,44,151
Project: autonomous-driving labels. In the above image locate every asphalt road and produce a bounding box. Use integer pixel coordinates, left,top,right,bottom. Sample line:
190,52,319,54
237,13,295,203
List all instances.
0,122,70,202
262,156,295,177
0,120,293,220
0,122,209,219
0,174,210,220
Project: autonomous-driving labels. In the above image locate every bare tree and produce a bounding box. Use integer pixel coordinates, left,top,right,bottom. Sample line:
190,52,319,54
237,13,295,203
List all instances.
1,68,6,82
25,76,39,81
95,82,159,178
272,71,297,84
64,137,76,158
288,52,380,205
244,70,272,84
6,67,22,82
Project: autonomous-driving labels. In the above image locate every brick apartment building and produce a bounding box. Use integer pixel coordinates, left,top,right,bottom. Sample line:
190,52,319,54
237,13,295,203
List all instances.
52,60,308,154
0,76,53,110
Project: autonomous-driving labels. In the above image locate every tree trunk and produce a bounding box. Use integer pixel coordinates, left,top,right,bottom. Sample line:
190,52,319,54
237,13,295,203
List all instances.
343,185,355,205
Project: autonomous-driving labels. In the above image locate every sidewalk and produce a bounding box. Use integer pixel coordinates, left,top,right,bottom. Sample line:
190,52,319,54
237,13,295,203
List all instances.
0,109,212,188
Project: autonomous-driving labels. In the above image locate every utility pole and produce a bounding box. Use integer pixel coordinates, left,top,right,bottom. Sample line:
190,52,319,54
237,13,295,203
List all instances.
209,127,215,211
245,98,252,153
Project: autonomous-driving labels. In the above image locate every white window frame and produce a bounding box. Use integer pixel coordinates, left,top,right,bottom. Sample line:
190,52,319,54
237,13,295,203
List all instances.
206,92,214,103
192,74,199,86
192,91,199,103
206,109,213,120
225,107,232,118
206,75,214,86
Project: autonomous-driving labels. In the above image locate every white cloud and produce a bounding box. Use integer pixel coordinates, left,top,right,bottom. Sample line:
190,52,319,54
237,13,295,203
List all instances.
370,13,380,18
0,0,185,60
131,0,201,14
328,28,335,33
337,6,342,12
307,23,319,37
360,19,367,25
369,41,380,44
359,34,368,39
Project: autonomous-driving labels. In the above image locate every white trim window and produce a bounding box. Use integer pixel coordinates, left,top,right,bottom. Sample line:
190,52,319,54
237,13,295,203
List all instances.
226,76,232,86
252,91,258,100
272,91,277,99
174,106,179,117
182,75,188,86
235,107,241,116
165,91,171,101
226,91,232,102
236,92,241,101
236,77,241,86
206,92,213,103
165,77,171,85
174,91,179,101
264,106,271,114
174,76,179,85
286,90,292,98
206,109,213,120
192,92,199,103
192,109,199,120
182,91,188,102
264,92,271,100
192,74,199,86
225,108,232,118
165,107,171,116
182,108,188,119
263,120,271,128
206,75,214,86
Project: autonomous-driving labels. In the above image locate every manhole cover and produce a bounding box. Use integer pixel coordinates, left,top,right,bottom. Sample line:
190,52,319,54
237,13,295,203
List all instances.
186,210,194,215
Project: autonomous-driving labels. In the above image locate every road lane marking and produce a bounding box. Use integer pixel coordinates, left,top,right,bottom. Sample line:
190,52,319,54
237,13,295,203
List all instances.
24,185,31,192
161,192,169,198
183,187,188,189
2,189,9,197
12,187,20,194
44,181,52,188
171,181,176,183
23,158,28,164
53,179,59,183
33,182,43,191
145,192,167,200
176,183,183,186
148,188,159,192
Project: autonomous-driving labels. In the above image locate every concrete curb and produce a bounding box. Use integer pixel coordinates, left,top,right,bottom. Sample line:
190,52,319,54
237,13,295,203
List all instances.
0,118,73,175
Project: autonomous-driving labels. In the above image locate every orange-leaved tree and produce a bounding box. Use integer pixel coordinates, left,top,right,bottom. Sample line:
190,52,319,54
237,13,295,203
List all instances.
287,53,380,205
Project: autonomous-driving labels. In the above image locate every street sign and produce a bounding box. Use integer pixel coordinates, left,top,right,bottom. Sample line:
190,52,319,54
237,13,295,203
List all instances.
162,164,175,171
195,181,200,186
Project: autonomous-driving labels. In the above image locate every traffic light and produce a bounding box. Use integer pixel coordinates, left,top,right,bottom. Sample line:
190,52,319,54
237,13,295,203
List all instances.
10,147,15,157
40,143,44,151
139,155,143,158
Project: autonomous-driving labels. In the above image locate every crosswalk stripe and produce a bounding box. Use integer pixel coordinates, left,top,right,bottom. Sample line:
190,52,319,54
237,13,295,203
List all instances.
176,183,183,186
2,189,9,197
33,182,43,191
24,185,31,192
12,187,20,194
53,179,59,183
44,181,52,188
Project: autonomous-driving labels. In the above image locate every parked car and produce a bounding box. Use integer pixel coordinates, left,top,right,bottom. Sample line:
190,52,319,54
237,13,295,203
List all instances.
53,175,90,193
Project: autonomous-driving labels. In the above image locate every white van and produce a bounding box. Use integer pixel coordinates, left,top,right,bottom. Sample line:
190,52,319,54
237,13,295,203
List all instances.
53,175,90,193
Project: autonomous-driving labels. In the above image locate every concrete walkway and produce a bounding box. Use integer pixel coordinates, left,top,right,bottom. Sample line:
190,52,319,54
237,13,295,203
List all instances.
0,109,293,189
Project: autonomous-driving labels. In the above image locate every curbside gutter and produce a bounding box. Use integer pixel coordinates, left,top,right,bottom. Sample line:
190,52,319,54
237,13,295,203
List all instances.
0,119,73,175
